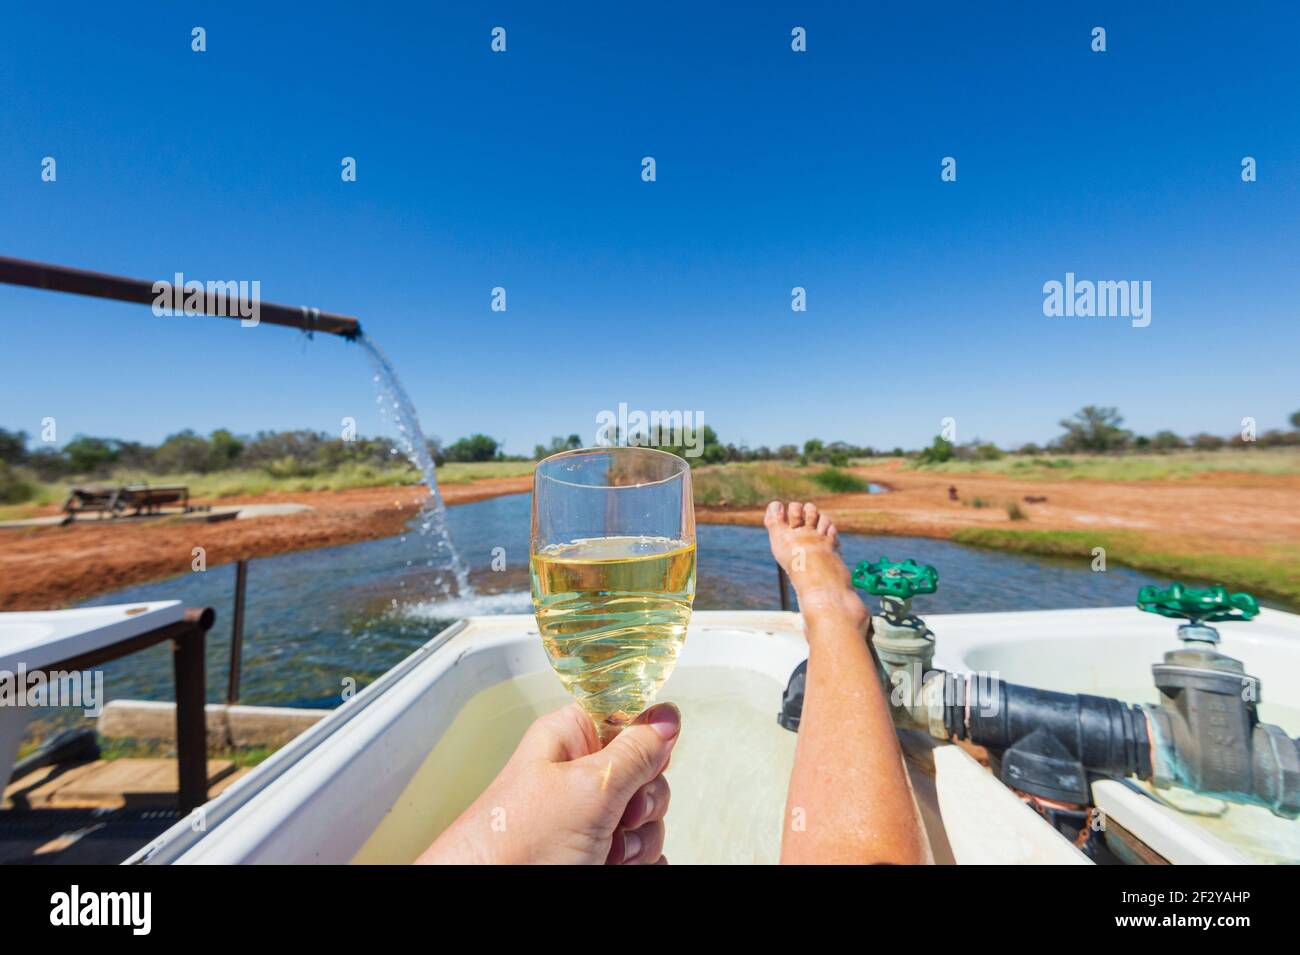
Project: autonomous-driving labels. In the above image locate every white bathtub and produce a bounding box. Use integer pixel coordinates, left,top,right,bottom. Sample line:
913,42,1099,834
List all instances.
129,606,1300,865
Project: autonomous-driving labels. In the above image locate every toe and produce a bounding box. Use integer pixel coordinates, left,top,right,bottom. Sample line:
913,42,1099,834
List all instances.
764,500,784,528
803,503,819,529
787,502,805,527
816,513,831,535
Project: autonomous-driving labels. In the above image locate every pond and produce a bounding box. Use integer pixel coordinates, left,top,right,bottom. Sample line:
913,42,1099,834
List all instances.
65,492,1168,718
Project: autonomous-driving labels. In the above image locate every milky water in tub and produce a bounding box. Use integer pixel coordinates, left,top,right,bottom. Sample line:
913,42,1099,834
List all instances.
352,665,797,864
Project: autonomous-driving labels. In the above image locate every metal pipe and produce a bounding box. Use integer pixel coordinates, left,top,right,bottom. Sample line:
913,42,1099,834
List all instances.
227,559,248,704
0,255,361,340
174,607,216,813
777,564,791,611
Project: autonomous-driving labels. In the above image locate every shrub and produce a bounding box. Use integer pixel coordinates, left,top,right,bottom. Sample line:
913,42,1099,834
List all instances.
1057,406,1131,453
811,468,869,493
63,435,121,475
262,455,319,479
692,464,821,507
153,430,212,473
0,462,36,504
917,436,954,464
443,434,501,463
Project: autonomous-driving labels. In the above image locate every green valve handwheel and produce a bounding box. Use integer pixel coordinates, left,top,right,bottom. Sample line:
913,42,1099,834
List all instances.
1136,582,1259,624
852,557,939,599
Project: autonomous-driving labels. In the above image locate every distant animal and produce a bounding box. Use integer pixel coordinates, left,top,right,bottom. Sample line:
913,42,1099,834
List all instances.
1023,495,1048,504
948,485,959,501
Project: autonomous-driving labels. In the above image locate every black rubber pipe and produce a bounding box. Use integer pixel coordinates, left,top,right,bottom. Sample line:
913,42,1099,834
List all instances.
945,673,1151,780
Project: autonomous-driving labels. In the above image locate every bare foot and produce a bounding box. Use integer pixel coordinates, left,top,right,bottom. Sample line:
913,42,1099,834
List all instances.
764,501,868,634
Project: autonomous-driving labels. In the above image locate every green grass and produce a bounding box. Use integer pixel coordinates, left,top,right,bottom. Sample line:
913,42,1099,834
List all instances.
96,736,276,767
951,527,1300,609
16,733,278,767
433,460,535,484
905,448,1300,481
692,463,874,506
692,463,821,507
0,460,536,520
810,468,870,494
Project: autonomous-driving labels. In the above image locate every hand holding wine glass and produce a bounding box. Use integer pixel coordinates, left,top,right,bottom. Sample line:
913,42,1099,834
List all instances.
416,699,680,865
530,447,696,743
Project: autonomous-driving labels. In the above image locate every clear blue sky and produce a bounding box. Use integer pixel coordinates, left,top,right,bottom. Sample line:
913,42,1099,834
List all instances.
2,2,1297,454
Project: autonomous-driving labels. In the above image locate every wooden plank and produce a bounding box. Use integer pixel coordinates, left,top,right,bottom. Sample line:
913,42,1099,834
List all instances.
3,760,103,809
5,758,236,810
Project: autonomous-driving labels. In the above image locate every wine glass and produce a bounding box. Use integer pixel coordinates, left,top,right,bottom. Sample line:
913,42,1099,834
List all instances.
530,447,696,744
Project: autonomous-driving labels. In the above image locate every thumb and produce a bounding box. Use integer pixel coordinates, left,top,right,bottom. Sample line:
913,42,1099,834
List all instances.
594,703,682,803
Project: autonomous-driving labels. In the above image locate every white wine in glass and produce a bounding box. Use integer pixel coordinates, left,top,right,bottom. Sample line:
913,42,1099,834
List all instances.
530,447,696,743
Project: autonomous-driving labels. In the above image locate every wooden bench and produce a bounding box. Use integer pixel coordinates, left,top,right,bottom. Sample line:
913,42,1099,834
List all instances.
61,483,190,522
117,484,189,515
61,486,120,520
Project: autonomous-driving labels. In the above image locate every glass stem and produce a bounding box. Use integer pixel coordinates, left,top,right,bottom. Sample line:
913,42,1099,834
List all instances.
596,717,625,746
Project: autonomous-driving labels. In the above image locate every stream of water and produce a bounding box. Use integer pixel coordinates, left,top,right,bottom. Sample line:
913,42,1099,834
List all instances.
358,334,471,597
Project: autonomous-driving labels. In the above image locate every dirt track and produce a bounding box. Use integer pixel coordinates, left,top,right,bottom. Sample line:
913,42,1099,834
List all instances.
700,460,1300,556
0,477,531,611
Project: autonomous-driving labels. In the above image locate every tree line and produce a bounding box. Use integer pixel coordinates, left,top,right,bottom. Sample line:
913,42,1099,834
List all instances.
916,406,1300,464
0,427,529,503
0,427,537,481
3,405,1297,504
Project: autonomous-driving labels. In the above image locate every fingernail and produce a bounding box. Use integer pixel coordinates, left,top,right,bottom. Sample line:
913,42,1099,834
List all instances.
622,829,642,863
641,790,655,819
643,703,681,740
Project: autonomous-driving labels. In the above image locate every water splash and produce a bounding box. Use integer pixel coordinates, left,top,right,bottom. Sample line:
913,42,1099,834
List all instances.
358,334,472,597
401,590,534,620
